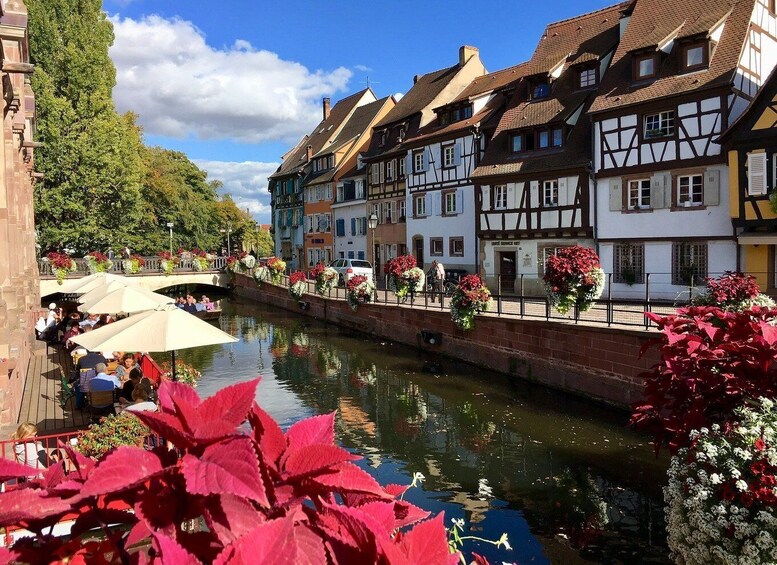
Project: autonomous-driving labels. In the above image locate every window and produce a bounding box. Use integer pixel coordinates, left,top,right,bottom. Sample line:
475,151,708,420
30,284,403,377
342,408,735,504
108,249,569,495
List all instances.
747,152,768,196
532,83,550,99
613,243,645,284
398,199,406,221
382,201,393,223
385,160,394,180
442,144,455,168
462,105,473,119
336,218,345,237
682,43,707,71
398,156,406,177
444,191,457,215
494,185,507,209
543,180,558,206
579,67,597,88
539,246,566,275
370,163,380,184
628,179,651,209
430,238,443,256
379,131,387,146
414,194,427,217
552,128,563,148
677,174,703,206
357,251,365,260
450,237,464,257
672,242,707,286
635,54,657,79
371,203,381,224
355,180,365,199
538,131,550,149
510,134,522,153
413,151,424,173
644,111,675,139
348,251,355,259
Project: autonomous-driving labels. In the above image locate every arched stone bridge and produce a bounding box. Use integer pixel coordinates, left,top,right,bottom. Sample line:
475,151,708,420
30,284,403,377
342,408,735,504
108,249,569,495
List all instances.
38,256,232,298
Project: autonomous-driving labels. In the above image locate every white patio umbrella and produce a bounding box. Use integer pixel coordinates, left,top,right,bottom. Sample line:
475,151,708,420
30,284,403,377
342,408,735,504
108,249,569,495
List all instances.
78,280,135,305
78,286,174,315
70,303,237,378
59,272,135,295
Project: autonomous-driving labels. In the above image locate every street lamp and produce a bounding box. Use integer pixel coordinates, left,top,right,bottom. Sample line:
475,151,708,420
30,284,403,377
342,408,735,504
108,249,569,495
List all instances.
166,222,174,255
368,212,378,282
220,223,232,255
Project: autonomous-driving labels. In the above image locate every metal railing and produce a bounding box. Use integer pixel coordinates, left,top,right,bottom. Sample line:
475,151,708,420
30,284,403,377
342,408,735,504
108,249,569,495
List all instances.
38,256,229,278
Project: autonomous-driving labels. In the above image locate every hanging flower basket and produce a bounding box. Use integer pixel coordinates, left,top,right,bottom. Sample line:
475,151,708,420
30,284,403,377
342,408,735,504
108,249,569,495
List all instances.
84,251,113,274
346,274,376,311
384,255,425,300
157,251,178,276
691,271,776,311
190,249,210,272
122,255,145,274
47,251,77,284
310,263,337,296
665,399,777,565
227,252,249,273
159,360,202,388
543,245,604,314
240,254,256,270
253,265,270,284
450,275,492,331
267,256,286,284
288,271,307,299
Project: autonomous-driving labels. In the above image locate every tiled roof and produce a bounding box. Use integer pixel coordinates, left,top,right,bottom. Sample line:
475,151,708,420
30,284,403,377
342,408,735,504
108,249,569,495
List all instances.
523,2,628,77
313,96,393,158
450,62,530,103
402,100,498,149
375,65,461,128
590,0,752,113
269,89,372,179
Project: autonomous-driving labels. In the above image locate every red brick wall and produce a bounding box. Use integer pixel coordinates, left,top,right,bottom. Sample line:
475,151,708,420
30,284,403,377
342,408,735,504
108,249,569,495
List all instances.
234,275,659,409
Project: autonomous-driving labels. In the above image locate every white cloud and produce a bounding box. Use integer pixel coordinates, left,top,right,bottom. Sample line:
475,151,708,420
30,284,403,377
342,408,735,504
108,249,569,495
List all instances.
110,15,353,143
194,159,279,222
354,64,372,72
394,92,404,101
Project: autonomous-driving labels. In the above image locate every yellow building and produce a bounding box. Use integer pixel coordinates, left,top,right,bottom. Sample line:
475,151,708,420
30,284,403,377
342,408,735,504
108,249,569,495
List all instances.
721,67,777,292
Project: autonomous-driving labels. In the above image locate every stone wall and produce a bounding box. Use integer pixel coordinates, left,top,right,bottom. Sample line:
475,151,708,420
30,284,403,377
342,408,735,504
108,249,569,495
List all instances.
234,275,659,409
0,0,39,426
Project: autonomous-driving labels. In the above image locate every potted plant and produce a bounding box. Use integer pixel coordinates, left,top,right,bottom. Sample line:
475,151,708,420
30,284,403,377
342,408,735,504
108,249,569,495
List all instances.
190,248,210,271
240,253,256,271
46,251,77,284
384,255,425,301
121,254,146,274
346,274,376,311
84,251,113,274
288,271,307,299
159,359,202,387
543,245,605,314
266,256,286,284
690,271,775,310
310,263,337,296
253,262,270,284
157,251,178,276
76,412,150,458
450,274,492,331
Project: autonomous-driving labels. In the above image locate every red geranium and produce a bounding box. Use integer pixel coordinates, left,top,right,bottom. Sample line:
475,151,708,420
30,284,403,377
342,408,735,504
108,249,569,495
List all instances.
543,245,601,293
47,251,74,269
383,255,417,277
289,271,307,285
309,263,326,280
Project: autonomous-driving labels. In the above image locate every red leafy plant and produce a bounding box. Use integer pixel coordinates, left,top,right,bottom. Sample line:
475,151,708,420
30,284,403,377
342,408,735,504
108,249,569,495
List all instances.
47,251,75,270
288,271,308,299
630,306,777,453
0,379,464,564
692,271,775,311
543,246,604,314
383,255,417,278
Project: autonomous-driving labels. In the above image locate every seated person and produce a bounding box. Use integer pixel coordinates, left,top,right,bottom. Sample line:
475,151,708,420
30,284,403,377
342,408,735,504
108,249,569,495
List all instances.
119,367,143,404
114,353,138,380
79,313,100,328
183,296,198,314
123,382,157,413
90,362,121,390
62,322,81,350
11,422,46,469
76,347,106,373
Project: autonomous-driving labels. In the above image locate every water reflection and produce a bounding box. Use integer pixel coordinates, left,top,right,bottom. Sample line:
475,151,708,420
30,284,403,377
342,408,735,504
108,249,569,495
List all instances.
180,299,669,564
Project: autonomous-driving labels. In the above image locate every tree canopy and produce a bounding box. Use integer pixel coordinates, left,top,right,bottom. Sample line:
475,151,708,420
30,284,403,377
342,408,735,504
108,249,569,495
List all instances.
28,0,257,256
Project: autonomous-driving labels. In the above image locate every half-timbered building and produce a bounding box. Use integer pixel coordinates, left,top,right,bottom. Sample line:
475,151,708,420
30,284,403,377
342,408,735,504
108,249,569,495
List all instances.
471,3,625,294
302,94,394,267
361,46,486,273
719,66,777,291
269,91,374,270
403,64,527,273
590,0,777,298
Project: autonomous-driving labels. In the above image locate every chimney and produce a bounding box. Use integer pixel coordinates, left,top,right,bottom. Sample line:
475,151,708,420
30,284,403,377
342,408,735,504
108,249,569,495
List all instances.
306,145,313,161
413,74,420,84
459,45,479,66
322,97,331,120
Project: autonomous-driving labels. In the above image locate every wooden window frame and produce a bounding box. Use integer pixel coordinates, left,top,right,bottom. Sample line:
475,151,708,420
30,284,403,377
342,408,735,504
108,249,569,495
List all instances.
633,53,658,81
398,155,406,178
643,109,676,140
493,185,508,210
441,143,456,168
450,237,464,257
443,190,457,216
578,66,598,88
672,241,708,286
542,180,559,207
613,242,645,284
538,130,550,149
413,150,424,174
675,173,704,207
551,127,564,148
430,237,444,257
681,41,708,72
385,159,394,181
510,133,523,153
413,194,427,218
626,178,651,210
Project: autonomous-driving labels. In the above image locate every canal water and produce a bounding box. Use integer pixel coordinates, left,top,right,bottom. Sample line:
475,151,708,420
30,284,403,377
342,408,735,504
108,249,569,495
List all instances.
178,297,670,564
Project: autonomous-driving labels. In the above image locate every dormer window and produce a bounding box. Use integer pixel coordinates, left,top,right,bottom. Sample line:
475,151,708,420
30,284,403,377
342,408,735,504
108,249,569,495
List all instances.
379,131,387,146
437,104,473,126
681,42,708,72
532,83,550,99
578,67,597,88
634,53,657,80
510,134,522,153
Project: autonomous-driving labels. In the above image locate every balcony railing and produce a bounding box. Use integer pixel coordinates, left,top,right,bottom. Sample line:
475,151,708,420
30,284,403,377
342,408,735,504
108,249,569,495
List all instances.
37,256,228,277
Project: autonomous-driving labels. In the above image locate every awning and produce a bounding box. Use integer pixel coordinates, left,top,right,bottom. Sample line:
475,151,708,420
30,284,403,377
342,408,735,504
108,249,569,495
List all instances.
737,233,777,245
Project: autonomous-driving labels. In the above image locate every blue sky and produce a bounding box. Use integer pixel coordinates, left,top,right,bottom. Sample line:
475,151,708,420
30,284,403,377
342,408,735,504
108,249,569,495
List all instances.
104,0,616,221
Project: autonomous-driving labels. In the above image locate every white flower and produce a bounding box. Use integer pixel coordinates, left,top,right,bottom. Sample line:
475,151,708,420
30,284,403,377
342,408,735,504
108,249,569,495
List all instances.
736,480,749,492
710,473,723,485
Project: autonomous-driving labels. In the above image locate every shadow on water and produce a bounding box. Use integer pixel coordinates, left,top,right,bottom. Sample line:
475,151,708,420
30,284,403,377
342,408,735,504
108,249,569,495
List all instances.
179,298,670,565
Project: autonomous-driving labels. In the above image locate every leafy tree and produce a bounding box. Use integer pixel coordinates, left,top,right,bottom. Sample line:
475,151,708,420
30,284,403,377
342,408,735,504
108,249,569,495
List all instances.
28,0,146,254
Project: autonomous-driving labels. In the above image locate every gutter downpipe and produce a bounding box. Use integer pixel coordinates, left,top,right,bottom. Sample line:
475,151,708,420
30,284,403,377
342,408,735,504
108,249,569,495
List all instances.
589,116,599,255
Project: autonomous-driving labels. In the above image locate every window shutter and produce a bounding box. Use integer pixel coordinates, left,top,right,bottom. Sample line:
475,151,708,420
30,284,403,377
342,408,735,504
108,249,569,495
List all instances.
433,192,442,216
453,142,462,166
424,193,432,216
351,217,356,236
481,186,491,211
506,185,516,209
609,178,622,211
361,217,367,234
558,177,567,206
406,153,412,175
390,201,397,223
650,174,665,209
704,169,720,206
424,148,432,172
336,218,344,236
327,184,333,200
530,181,540,208
748,153,767,196
456,189,463,214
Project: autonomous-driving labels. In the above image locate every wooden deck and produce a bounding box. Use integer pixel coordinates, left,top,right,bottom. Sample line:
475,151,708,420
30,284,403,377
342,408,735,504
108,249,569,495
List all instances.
17,343,88,432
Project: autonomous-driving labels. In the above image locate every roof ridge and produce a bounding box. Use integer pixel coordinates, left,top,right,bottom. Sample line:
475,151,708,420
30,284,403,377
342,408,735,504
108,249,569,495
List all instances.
542,0,630,29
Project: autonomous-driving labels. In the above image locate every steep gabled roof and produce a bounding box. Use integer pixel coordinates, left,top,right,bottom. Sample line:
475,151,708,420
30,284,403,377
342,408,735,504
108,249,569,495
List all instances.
590,0,754,113
719,65,777,143
313,96,394,158
269,89,374,179
375,65,461,128
449,62,530,104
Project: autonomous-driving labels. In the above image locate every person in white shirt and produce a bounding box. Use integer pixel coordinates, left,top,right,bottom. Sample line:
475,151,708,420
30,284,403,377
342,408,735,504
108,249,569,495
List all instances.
428,260,445,303
123,383,157,412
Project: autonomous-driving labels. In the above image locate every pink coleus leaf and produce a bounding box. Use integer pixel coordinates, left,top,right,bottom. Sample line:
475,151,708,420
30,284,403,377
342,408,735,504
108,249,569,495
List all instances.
201,494,266,545
285,412,335,453
310,462,389,498
78,447,164,499
400,514,460,565
157,379,201,414
384,483,410,498
0,458,41,481
392,500,431,529
153,532,203,565
132,410,195,449
248,402,287,471
317,502,382,553
0,488,72,526
213,517,299,565
195,378,259,431
282,445,358,479
760,321,777,346
292,523,328,565
182,437,269,507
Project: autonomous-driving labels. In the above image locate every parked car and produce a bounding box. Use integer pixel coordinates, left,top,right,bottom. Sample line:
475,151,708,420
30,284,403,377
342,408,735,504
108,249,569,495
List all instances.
329,259,373,285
